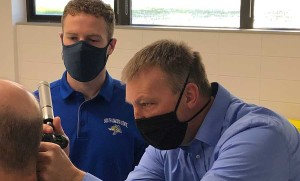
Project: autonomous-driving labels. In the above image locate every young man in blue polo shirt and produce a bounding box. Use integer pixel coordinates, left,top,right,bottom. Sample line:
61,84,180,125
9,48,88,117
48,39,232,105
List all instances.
35,0,146,180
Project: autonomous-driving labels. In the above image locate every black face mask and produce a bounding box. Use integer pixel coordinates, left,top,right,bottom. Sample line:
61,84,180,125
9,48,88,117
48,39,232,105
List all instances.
136,73,211,150
62,40,111,82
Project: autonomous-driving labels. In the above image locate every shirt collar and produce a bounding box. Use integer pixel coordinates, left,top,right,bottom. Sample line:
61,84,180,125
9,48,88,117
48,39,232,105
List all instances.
60,71,114,102
60,71,74,99
194,82,232,146
98,71,114,102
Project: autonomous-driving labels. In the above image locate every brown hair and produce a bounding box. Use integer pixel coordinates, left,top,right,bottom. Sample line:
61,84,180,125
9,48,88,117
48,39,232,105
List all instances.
62,0,115,40
121,39,211,96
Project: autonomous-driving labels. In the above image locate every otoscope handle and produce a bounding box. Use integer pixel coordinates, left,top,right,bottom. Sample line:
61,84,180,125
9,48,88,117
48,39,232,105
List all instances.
38,81,69,149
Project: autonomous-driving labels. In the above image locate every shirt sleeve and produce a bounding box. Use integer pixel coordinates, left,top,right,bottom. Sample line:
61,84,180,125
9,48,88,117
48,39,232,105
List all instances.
126,146,165,181
201,125,289,181
82,173,102,181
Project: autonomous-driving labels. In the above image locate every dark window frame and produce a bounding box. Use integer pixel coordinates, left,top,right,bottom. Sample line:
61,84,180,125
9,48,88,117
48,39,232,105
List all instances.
240,0,254,29
26,0,61,22
27,0,253,28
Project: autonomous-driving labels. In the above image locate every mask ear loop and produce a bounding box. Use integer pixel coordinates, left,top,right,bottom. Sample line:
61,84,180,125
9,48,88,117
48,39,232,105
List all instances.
106,39,113,59
174,72,191,112
179,67,212,123
107,38,113,47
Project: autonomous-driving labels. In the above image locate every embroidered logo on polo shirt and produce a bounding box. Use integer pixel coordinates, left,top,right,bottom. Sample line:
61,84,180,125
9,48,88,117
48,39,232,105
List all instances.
108,124,122,135
104,118,128,135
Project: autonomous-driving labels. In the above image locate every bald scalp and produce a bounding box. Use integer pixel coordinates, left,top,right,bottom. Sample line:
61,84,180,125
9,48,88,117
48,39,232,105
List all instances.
0,80,40,118
0,80,42,172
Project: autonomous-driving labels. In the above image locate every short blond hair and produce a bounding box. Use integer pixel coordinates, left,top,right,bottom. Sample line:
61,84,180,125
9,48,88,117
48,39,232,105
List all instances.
122,39,211,96
62,0,115,40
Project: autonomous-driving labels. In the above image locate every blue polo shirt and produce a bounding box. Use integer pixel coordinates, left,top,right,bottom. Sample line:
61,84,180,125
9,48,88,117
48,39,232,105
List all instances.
125,83,300,181
34,71,146,181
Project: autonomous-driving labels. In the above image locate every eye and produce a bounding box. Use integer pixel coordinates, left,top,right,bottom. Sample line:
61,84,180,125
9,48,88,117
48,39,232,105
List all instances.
67,36,78,41
140,102,154,107
89,38,100,43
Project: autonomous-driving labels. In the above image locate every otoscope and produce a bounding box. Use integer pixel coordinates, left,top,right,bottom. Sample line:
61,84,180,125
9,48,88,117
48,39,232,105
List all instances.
38,81,69,149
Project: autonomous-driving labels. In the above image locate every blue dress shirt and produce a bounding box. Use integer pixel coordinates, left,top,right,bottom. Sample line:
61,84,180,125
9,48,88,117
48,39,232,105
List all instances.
125,83,300,181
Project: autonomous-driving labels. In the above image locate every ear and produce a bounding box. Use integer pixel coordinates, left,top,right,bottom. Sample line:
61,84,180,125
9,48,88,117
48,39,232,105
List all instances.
107,38,117,55
59,32,63,43
184,83,199,109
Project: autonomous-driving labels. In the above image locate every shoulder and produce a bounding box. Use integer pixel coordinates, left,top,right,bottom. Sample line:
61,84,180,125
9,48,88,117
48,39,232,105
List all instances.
207,113,293,180
216,109,295,158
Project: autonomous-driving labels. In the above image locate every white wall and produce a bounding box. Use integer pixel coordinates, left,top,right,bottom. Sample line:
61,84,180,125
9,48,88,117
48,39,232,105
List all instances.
0,0,16,80
16,24,300,120
0,0,25,81
1,2,299,120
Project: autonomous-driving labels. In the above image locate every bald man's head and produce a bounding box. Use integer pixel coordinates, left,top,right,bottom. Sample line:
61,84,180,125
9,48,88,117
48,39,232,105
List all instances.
0,80,42,173
0,80,40,117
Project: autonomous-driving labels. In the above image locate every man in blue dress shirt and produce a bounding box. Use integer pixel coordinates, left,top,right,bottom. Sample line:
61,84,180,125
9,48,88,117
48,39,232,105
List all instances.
38,39,300,181
35,0,146,180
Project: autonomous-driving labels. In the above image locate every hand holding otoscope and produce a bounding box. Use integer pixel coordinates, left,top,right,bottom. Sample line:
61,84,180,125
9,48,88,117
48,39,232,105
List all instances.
38,81,69,149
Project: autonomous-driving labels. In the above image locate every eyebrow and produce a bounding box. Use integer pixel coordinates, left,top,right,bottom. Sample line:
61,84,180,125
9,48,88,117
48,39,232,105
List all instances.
64,32,77,36
64,32,102,38
87,34,102,40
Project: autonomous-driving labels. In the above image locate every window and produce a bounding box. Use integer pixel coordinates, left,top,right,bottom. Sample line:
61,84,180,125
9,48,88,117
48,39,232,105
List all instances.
27,0,114,22
131,0,240,28
35,0,68,16
27,0,300,30
254,0,300,29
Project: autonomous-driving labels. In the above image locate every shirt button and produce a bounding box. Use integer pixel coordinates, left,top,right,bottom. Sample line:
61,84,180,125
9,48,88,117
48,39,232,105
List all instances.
196,155,200,159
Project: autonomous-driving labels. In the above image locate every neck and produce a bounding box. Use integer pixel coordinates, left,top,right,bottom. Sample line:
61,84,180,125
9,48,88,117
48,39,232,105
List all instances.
182,96,214,145
0,170,37,181
67,70,106,100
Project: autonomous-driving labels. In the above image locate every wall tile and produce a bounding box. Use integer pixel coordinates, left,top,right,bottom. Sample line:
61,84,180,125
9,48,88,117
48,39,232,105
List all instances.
262,34,300,57
220,33,262,55
260,79,300,103
243,99,260,105
261,56,300,80
142,30,180,46
17,25,61,44
201,53,219,75
180,31,219,54
219,55,261,77
219,76,260,99
260,101,300,120
114,29,143,50
19,78,44,92
107,67,123,80
107,49,138,68
17,43,62,63
207,74,219,83
19,61,64,81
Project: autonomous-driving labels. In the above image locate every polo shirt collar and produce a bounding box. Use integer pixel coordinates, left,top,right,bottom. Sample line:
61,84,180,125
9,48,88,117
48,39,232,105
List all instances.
60,71,114,102
98,71,114,102
60,71,74,99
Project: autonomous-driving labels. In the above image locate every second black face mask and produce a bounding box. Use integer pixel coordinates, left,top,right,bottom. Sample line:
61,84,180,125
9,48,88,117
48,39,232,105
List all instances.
62,40,111,82
135,73,211,150
136,111,189,150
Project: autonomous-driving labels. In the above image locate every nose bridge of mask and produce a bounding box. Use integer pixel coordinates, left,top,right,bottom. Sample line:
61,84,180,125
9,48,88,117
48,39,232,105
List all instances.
76,41,94,65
